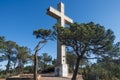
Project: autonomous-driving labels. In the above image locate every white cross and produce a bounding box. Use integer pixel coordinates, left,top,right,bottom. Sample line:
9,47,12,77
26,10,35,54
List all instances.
47,2,73,27
47,2,73,64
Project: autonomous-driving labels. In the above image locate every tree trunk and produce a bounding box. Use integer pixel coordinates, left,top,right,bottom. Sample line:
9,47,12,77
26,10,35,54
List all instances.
6,56,10,74
71,57,81,80
18,60,20,73
34,51,38,80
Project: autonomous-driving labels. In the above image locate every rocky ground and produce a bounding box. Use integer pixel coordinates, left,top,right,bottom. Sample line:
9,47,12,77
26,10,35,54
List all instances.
41,73,71,80
0,77,70,80
42,77,71,80
41,74,83,80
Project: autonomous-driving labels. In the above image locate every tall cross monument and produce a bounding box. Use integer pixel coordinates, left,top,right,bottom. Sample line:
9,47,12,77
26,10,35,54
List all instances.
47,2,73,77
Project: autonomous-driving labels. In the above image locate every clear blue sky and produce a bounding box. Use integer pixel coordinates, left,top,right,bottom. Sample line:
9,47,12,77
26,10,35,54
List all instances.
0,0,120,62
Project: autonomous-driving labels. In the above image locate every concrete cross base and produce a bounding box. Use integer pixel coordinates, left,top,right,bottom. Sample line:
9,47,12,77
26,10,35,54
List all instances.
55,64,68,77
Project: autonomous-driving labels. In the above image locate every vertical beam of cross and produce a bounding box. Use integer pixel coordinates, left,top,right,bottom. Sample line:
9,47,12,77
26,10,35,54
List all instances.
47,2,73,65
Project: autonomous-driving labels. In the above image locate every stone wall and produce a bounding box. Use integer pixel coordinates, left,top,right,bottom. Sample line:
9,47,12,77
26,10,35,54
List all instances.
6,74,41,80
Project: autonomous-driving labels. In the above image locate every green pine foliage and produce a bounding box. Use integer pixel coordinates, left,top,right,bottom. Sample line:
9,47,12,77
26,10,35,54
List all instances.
54,22,118,80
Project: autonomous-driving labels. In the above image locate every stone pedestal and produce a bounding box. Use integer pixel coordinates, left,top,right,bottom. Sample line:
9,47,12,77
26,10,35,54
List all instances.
55,64,68,77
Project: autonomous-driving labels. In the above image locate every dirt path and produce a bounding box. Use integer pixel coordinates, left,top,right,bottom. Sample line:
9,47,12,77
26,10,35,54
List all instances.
0,77,82,80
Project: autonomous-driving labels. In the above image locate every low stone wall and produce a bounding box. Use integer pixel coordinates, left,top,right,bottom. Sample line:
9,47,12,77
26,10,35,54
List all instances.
6,74,41,80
